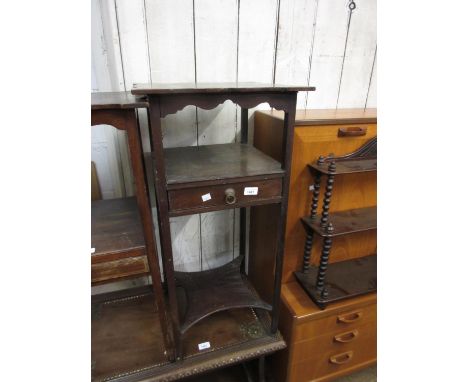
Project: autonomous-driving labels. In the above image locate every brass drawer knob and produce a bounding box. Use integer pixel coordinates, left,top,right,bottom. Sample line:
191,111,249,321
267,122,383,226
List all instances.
224,188,236,205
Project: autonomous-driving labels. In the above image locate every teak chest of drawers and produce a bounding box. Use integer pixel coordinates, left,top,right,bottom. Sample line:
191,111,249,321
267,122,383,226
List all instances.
273,282,376,382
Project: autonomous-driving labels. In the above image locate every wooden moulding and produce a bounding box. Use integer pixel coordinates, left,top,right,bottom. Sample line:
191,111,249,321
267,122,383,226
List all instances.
301,207,377,238
294,255,377,309
175,256,272,334
92,286,285,382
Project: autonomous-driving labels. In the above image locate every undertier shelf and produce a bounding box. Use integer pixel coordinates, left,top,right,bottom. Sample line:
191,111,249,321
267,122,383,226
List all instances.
92,286,285,382
91,197,146,260
301,206,377,237
162,143,284,188
294,255,377,309
175,256,272,334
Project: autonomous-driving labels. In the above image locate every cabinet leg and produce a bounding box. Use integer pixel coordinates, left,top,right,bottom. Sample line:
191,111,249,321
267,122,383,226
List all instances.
258,356,265,382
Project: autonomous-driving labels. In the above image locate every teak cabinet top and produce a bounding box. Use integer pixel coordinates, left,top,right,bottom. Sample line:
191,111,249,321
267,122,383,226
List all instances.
257,108,377,126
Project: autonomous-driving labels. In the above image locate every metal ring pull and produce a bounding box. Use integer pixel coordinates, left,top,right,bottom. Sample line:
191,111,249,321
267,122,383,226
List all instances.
224,188,236,205
349,1,356,10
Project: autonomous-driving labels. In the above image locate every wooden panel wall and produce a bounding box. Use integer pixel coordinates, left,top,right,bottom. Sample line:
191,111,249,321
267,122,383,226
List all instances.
91,0,377,284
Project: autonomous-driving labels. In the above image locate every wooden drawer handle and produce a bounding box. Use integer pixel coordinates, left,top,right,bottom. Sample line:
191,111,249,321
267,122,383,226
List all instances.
338,126,367,137
334,329,359,343
224,188,236,205
337,310,363,323
330,351,354,365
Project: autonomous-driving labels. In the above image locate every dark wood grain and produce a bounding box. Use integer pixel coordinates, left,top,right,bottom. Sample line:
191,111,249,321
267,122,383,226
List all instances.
92,287,285,382
92,256,149,285
91,197,146,260
163,143,284,186
301,207,377,238
175,256,272,334
131,82,315,95
294,255,377,309
91,91,148,110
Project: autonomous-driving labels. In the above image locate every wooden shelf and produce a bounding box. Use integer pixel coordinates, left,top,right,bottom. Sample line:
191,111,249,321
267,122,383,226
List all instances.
162,143,284,188
91,197,150,284
294,255,377,309
308,158,376,175
175,256,272,334
301,207,377,237
92,286,285,382
131,82,315,95
91,197,146,261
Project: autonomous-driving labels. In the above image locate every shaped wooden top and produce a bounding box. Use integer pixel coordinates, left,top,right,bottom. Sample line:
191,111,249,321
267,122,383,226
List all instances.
91,91,148,110
131,82,316,95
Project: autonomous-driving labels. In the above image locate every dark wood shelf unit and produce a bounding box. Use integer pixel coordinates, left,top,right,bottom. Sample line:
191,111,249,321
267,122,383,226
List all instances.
299,138,377,309
301,206,376,238
294,255,377,309
92,286,285,382
134,83,313,360
308,157,376,175
175,256,272,334
92,197,146,259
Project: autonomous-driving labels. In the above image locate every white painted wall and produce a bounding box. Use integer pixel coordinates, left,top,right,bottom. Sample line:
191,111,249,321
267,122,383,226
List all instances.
91,0,377,289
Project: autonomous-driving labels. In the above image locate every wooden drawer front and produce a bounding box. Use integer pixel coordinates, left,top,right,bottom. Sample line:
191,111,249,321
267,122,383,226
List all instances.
91,256,149,284
295,302,376,341
167,178,283,216
290,321,376,382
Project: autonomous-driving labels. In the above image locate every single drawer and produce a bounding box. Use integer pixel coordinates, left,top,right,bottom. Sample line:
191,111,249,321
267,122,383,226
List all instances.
91,256,149,285
167,177,283,216
289,321,377,382
295,301,376,341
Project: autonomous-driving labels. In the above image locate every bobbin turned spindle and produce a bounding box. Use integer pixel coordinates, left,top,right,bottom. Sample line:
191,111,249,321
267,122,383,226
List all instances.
320,161,336,228
316,222,334,291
